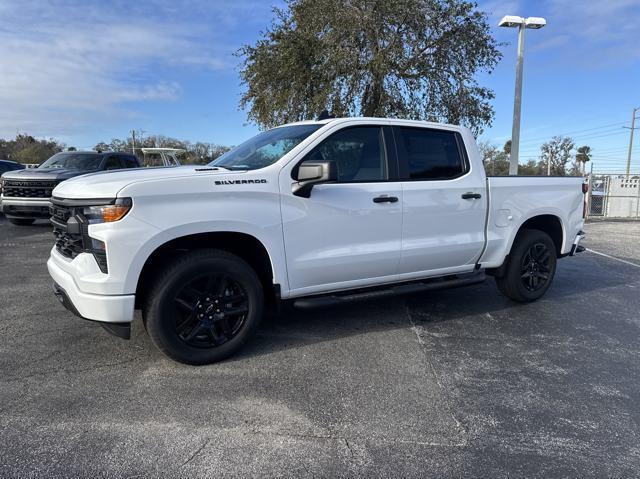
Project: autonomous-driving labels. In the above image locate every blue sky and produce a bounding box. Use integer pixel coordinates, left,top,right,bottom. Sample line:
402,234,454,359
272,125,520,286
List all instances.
0,0,638,172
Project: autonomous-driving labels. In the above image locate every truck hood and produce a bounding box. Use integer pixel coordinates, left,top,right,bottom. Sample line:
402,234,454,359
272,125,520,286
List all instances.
52,166,230,199
1,167,100,181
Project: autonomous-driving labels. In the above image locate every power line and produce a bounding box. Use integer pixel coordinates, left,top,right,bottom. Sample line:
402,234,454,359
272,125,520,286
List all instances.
568,130,629,142
517,129,629,151
515,120,629,145
589,146,639,154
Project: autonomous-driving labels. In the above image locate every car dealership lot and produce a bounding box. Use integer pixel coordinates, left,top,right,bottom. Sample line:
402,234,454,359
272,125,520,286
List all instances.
1,218,639,478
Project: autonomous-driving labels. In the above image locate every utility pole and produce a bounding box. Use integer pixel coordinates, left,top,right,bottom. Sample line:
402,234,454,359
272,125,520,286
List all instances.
625,107,639,177
131,129,137,155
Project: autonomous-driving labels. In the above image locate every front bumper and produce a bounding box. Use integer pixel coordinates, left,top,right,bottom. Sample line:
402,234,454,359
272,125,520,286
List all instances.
47,253,135,324
1,197,51,218
52,282,131,339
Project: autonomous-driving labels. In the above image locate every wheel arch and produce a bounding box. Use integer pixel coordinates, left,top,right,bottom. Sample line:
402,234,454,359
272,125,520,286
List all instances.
134,231,278,309
486,213,565,278
516,214,564,257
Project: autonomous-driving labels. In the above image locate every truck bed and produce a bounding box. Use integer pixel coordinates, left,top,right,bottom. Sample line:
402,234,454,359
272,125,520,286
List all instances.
480,176,585,268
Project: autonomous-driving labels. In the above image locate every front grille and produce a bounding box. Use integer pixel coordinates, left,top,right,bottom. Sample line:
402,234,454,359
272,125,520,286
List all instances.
52,224,85,258
50,203,84,259
49,201,108,274
2,179,58,198
50,202,73,223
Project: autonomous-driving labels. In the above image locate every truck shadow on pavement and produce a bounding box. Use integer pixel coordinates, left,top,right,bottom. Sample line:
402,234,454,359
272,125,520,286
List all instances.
233,255,635,362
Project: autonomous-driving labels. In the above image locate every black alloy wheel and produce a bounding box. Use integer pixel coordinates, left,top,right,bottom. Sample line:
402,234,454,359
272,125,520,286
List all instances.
520,242,552,292
495,229,557,303
143,249,264,365
174,273,249,348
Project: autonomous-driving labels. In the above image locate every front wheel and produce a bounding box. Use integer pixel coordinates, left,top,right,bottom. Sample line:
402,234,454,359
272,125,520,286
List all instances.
143,249,264,365
495,229,557,302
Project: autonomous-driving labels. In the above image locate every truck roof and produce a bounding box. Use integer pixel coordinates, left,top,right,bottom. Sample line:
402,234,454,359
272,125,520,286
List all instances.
280,117,466,131
58,150,136,156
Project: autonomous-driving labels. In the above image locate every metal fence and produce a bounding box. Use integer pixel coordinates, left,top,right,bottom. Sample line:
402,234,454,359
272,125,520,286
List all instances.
587,173,640,219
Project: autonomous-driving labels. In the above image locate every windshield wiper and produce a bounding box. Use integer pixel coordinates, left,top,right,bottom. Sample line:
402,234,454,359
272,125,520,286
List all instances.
224,165,251,171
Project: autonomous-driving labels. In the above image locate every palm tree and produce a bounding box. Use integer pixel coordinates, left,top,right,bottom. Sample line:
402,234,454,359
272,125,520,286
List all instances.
576,146,592,174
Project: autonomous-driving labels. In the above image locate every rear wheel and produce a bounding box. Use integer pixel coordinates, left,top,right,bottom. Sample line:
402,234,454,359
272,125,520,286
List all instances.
495,229,557,302
143,249,264,365
8,218,35,226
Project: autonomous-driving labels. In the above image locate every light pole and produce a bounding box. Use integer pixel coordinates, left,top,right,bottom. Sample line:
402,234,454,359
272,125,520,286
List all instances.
499,15,547,175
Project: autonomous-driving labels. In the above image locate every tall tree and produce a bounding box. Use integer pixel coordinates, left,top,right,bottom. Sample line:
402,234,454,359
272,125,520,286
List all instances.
540,136,575,176
108,138,127,152
94,142,110,152
519,159,542,176
575,145,592,174
0,134,64,164
478,141,509,175
238,0,501,134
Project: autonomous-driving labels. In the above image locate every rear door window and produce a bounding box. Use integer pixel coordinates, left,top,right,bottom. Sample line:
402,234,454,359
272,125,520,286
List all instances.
103,156,123,170
396,127,467,180
120,156,139,168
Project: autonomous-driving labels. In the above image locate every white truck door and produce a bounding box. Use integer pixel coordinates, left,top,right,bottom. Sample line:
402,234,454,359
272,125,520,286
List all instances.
280,125,403,295
393,126,487,275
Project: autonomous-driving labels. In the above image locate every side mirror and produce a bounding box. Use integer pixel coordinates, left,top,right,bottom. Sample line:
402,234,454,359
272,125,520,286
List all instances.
292,160,337,198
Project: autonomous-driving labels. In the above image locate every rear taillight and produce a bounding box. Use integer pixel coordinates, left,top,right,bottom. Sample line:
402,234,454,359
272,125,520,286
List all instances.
582,182,589,194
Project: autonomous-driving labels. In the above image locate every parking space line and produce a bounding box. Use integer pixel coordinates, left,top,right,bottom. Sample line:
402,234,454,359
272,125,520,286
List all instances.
585,248,640,268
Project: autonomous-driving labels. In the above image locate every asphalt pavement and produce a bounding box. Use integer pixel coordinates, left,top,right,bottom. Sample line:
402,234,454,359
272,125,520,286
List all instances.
0,217,639,477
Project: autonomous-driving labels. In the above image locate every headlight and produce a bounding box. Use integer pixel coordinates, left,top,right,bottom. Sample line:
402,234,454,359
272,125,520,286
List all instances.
82,198,132,224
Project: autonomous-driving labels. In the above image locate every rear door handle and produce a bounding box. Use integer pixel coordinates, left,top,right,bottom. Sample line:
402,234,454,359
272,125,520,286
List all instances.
461,192,482,200
373,195,399,203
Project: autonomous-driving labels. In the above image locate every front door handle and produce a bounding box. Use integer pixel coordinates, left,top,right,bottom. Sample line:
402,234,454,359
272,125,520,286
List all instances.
373,195,399,203
461,192,482,200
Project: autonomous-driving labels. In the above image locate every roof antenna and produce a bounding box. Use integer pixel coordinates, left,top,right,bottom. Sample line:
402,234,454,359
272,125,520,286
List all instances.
317,109,334,121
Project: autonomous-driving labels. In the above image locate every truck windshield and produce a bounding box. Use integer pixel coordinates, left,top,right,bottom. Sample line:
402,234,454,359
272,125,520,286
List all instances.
210,124,322,171
40,153,102,170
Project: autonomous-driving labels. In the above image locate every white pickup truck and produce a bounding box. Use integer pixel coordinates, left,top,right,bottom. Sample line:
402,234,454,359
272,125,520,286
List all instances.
47,118,586,364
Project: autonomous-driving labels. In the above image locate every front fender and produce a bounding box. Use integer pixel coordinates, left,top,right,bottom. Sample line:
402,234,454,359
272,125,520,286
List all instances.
120,217,288,295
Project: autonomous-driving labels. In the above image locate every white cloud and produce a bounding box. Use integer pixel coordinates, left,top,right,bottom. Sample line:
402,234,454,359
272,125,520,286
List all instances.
0,0,267,138
535,0,640,66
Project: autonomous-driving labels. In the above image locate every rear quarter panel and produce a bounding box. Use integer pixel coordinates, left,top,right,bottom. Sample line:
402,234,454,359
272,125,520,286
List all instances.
481,176,585,268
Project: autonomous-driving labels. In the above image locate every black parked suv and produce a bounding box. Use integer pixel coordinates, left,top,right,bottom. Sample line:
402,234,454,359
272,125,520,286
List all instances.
0,151,140,225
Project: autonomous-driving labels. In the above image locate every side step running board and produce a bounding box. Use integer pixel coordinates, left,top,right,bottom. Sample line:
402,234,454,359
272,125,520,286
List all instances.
292,273,486,309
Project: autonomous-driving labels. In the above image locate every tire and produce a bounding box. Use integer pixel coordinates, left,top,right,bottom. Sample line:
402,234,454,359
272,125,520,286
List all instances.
143,249,264,365
8,218,35,226
495,229,557,303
